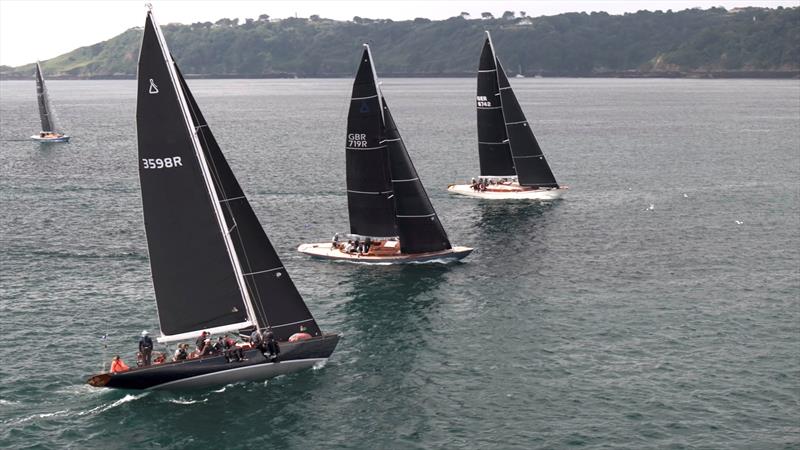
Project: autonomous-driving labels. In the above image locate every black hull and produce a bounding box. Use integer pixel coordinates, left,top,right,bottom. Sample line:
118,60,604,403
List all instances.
88,334,340,390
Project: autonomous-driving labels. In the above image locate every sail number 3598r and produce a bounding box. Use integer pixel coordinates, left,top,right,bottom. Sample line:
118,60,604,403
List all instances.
142,157,183,169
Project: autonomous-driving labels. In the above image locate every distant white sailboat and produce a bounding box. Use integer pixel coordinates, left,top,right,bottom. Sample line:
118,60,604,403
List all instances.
31,62,69,143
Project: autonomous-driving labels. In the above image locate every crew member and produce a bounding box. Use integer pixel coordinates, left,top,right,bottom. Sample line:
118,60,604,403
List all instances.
139,330,154,366
173,343,188,361
265,331,280,362
195,330,209,351
110,355,129,373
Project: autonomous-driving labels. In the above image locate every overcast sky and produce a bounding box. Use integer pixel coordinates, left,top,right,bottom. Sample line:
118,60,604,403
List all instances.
0,0,795,66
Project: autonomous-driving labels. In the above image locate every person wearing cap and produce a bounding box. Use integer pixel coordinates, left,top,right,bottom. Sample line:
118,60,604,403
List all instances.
138,330,154,366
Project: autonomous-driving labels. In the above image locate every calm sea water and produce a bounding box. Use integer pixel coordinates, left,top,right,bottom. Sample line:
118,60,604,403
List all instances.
0,78,798,449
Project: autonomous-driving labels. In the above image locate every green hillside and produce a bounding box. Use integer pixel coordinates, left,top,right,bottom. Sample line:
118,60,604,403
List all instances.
3,7,798,78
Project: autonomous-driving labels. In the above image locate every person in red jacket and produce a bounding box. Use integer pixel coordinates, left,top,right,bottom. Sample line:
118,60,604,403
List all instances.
110,355,129,373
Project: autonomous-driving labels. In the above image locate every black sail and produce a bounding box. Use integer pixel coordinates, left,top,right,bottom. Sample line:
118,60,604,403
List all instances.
136,14,249,337
496,60,559,188
175,66,321,341
476,38,515,177
345,48,397,238
34,62,55,132
382,101,452,254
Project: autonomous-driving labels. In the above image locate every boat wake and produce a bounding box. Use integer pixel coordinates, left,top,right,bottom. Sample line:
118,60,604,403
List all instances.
166,397,208,405
79,393,148,416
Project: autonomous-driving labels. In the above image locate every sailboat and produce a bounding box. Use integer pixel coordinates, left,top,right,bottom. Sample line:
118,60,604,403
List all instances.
31,62,69,142
297,45,472,264
86,8,339,390
448,32,566,200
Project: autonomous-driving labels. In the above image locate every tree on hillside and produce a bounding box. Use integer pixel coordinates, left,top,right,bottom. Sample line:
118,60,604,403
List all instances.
502,11,516,20
481,12,494,19
257,14,269,22
460,12,471,19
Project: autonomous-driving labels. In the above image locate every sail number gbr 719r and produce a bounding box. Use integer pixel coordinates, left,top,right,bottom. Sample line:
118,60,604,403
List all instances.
142,157,183,169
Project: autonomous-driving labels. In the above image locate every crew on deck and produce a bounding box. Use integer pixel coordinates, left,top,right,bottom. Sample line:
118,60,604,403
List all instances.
139,330,153,366
110,355,130,373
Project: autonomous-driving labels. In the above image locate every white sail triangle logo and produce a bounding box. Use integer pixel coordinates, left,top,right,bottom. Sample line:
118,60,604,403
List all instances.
149,79,159,94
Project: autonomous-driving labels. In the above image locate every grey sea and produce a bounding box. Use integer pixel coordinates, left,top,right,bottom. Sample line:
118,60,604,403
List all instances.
0,78,798,449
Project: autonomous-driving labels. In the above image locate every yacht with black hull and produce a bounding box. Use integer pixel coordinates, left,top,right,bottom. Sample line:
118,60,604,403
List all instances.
31,62,69,143
86,8,339,390
298,45,472,264
448,32,566,200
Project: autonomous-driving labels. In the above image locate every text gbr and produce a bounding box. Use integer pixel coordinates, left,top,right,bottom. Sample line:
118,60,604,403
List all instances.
348,133,368,148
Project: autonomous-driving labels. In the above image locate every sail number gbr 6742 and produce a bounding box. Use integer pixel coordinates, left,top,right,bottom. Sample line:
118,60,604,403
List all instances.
142,157,183,169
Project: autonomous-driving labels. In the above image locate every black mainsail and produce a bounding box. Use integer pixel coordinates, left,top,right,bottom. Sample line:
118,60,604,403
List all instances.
476,39,515,178
345,47,397,238
34,62,55,133
137,11,320,342
346,45,451,254
482,32,559,188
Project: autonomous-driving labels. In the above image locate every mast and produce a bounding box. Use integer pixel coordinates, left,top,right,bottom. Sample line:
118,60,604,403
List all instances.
34,62,55,132
137,9,258,342
489,32,559,188
477,32,516,178
345,45,397,238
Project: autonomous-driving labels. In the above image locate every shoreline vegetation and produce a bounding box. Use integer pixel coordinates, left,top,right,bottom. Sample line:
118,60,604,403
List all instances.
2,6,798,80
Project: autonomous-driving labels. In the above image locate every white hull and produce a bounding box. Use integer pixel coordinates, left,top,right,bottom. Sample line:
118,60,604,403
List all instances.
148,358,326,390
297,242,473,264
31,134,70,143
447,183,566,200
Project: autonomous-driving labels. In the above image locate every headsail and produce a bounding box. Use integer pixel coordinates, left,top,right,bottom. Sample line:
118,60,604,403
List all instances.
345,47,397,238
382,101,452,254
137,12,253,340
496,60,559,188
476,38,515,178
34,62,56,132
175,65,321,341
